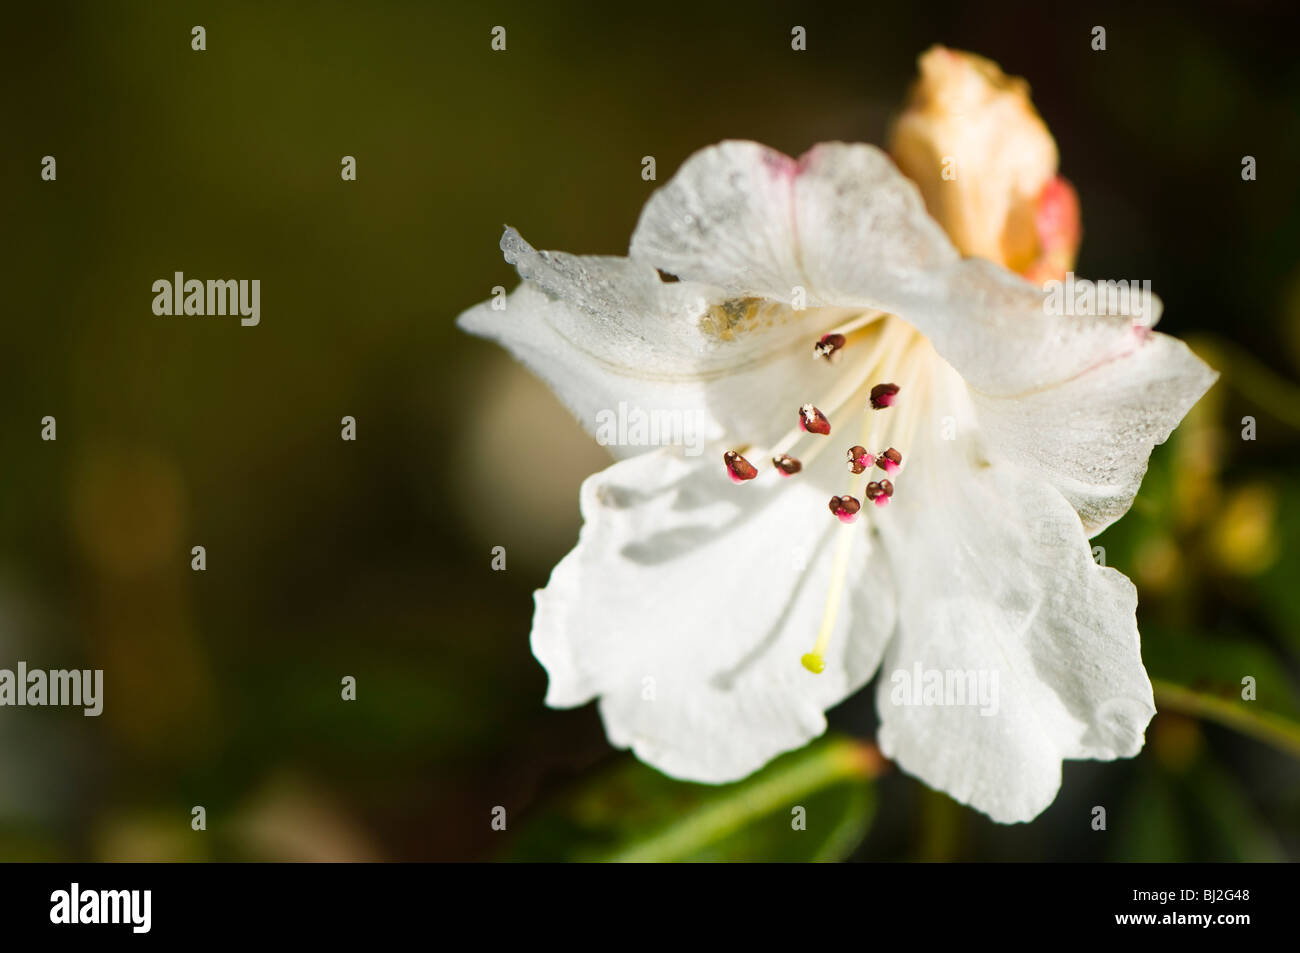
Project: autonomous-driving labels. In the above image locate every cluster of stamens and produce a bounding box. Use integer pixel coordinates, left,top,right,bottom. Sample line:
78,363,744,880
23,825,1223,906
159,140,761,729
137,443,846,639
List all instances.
824,429,903,522
725,401,902,498
721,327,910,518
836,446,902,518
719,318,924,677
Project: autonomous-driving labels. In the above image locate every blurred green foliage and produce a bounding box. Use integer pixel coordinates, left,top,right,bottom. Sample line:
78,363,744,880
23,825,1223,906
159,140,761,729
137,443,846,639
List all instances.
504,736,877,862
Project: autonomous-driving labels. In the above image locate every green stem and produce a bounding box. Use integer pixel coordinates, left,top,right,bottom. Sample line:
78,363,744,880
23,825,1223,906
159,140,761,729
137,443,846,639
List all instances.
599,738,881,863
1152,678,1300,761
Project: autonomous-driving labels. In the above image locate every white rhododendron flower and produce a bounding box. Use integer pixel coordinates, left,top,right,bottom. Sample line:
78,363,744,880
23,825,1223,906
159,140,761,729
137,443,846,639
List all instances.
457,47,1216,823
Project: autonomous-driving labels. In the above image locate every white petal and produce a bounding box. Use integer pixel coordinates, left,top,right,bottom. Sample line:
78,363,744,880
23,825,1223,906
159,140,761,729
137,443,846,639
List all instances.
788,147,1196,393
633,141,1214,530
789,148,1215,532
534,445,896,783
873,368,1154,823
630,141,1196,397
899,263,1216,534
970,332,1217,534
630,140,1192,396
457,228,867,455
631,141,961,308
796,162,1216,531
882,264,1215,533
629,141,811,302
791,143,964,304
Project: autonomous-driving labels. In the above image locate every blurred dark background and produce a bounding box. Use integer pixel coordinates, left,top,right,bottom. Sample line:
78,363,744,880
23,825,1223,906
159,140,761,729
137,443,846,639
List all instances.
1,0,1298,861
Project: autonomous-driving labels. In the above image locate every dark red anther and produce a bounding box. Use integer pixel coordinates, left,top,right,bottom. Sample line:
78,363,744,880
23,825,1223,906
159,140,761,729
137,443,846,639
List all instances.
828,495,862,524
846,445,874,474
870,383,900,409
813,333,847,361
724,450,758,483
772,454,802,477
798,404,831,435
866,479,894,507
876,447,902,475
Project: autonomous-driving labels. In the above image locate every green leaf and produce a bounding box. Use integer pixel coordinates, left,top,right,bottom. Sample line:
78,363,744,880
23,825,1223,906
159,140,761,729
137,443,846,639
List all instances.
1152,679,1300,761
1143,620,1300,712
501,736,879,862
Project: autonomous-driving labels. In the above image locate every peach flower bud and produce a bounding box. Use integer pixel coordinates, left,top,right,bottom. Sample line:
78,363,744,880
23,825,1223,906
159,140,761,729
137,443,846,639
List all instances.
889,46,1079,280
